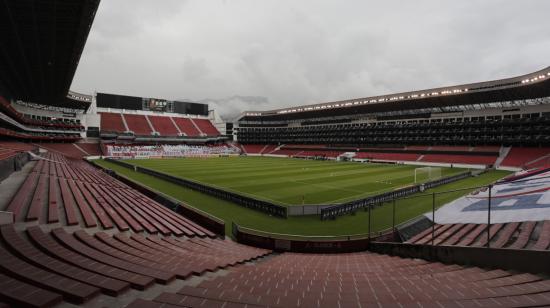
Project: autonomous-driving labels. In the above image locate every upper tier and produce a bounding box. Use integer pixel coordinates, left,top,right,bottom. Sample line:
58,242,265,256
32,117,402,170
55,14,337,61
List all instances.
240,67,550,121
99,112,220,137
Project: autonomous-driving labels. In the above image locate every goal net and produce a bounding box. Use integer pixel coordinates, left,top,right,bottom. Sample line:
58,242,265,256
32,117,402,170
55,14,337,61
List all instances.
414,167,442,183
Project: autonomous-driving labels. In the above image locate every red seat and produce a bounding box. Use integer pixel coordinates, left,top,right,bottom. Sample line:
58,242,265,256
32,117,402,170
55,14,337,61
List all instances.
27,226,154,290
241,144,266,154
99,112,126,132
501,147,550,168
124,114,153,135
172,117,201,136
36,143,87,158
420,154,497,165
149,115,179,136
192,119,219,136
76,143,102,156
355,152,420,161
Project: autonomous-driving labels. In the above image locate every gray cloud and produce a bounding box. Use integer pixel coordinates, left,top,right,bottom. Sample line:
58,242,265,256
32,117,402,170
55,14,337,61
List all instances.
197,96,271,121
71,0,550,118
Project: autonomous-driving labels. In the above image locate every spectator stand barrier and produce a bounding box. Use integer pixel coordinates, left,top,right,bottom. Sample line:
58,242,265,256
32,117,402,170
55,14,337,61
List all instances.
234,175,550,267
87,159,226,236
375,176,550,249
103,158,288,218
0,151,33,182
231,222,371,253
369,242,550,275
286,204,335,216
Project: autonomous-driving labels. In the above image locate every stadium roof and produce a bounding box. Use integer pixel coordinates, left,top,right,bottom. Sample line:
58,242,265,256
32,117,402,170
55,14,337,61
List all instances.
0,0,100,109
240,66,550,121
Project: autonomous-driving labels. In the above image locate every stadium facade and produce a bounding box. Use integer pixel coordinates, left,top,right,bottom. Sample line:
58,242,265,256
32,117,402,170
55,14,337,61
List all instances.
236,67,550,146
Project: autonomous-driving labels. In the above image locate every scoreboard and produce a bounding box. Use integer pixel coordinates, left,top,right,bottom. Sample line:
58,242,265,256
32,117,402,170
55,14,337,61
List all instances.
96,92,208,116
145,98,168,111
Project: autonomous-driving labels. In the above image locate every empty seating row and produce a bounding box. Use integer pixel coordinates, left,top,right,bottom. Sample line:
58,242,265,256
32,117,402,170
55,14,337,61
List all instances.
0,148,17,160
270,149,303,156
128,251,550,307
420,154,497,165
298,150,343,158
75,143,102,156
0,141,36,152
262,144,279,154
430,145,471,151
0,126,81,141
5,153,215,236
355,152,421,161
124,114,153,135
406,220,550,250
99,112,221,137
0,225,270,306
1,96,83,130
34,143,88,159
406,145,431,150
241,144,266,154
284,144,329,149
173,117,200,136
244,144,500,165
99,112,126,132
472,145,501,152
193,119,219,136
501,147,550,168
0,142,36,160
149,115,179,136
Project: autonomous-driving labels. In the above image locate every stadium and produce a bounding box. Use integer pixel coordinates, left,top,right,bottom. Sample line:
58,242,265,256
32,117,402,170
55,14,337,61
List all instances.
1,0,550,307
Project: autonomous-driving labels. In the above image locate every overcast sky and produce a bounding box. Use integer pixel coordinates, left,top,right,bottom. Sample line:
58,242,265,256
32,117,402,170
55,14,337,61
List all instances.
71,0,550,119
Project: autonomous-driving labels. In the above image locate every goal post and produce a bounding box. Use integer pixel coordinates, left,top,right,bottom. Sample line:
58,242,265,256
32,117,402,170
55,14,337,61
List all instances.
414,167,442,183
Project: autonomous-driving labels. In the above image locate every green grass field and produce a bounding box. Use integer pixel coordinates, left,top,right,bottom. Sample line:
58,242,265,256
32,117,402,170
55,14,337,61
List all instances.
95,157,510,236
120,157,465,205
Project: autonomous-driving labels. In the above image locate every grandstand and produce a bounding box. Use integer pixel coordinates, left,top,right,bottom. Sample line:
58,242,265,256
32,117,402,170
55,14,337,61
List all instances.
106,144,237,158
406,220,550,249
1,0,550,307
235,66,550,169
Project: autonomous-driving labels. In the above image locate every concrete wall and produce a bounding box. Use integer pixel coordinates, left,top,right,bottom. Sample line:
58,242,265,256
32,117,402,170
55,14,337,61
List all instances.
369,242,550,275
0,152,31,182
0,211,13,225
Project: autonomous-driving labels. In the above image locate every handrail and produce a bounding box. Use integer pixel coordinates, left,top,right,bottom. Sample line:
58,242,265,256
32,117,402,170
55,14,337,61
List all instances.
233,222,384,241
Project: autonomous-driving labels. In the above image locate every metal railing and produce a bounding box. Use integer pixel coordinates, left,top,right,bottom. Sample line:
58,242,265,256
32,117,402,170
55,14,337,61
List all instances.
105,158,289,218
232,180,527,249
232,223,377,241
320,171,472,220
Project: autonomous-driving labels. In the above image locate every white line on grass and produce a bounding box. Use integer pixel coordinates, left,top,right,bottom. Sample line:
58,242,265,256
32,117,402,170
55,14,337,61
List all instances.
289,179,366,194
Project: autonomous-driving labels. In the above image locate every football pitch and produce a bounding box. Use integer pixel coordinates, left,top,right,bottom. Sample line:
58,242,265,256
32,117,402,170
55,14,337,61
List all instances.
95,157,511,236
118,156,464,206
